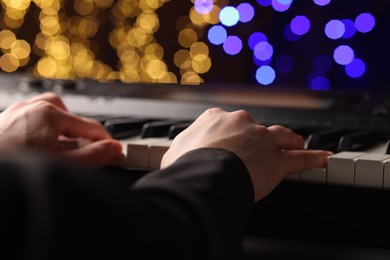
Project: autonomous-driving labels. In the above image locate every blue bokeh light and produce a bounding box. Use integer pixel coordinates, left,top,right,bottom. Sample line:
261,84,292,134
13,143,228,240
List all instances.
256,66,276,85
272,0,291,12
248,32,268,50
257,0,272,7
355,13,376,33
223,36,243,55
341,19,356,39
208,25,227,45
254,41,274,61
277,0,293,4
325,19,345,40
194,0,214,15
345,58,366,78
219,6,240,27
333,45,354,65
290,15,311,35
313,0,331,6
237,3,255,23
310,75,331,90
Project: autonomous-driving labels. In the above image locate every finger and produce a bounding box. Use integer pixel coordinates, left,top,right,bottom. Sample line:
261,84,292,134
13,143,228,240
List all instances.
61,139,123,168
27,92,68,111
282,150,332,174
52,108,112,140
267,125,304,150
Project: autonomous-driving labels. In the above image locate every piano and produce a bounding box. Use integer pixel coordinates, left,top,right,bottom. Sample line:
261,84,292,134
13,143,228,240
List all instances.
1,72,390,260
1,0,390,258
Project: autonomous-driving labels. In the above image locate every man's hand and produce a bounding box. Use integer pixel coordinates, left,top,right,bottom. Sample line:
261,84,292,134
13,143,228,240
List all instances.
161,108,331,202
0,93,122,168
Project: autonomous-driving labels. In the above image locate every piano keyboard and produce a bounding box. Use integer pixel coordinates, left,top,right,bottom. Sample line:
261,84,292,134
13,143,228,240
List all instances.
61,112,390,190
2,73,390,190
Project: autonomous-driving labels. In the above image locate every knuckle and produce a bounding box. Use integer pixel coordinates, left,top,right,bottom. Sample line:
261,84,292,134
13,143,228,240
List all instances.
206,107,224,115
32,101,56,115
41,92,61,101
231,109,254,123
253,124,268,135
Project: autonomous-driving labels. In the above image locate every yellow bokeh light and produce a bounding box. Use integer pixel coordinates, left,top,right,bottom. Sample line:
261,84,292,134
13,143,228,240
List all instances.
190,42,209,58
178,28,198,48
0,0,213,84
192,54,211,74
181,71,203,85
74,0,95,16
137,12,159,34
0,30,17,50
0,53,20,72
3,0,31,10
189,7,208,27
10,40,31,59
37,57,57,77
40,16,61,35
174,49,189,68
146,59,167,80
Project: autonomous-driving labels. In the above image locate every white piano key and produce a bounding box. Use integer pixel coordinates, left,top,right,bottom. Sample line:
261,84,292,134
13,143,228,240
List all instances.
120,137,172,169
383,159,390,189
327,152,365,186
284,173,299,181
354,153,390,188
300,168,326,183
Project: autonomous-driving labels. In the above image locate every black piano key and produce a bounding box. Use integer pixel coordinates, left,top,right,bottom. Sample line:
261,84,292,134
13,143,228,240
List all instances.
82,114,129,124
305,129,351,150
141,120,187,138
287,126,325,139
168,122,192,139
104,118,156,139
385,140,390,154
338,130,390,152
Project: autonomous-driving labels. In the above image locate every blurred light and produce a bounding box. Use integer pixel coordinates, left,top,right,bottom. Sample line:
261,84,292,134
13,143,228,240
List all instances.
254,41,274,61
272,0,292,12
257,0,272,6
219,6,240,27
194,0,214,15
341,19,356,39
256,66,276,85
310,75,330,90
208,25,227,45
290,15,311,36
248,32,268,50
325,20,345,40
223,36,243,55
313,0,331,6
345,58,366,78
333,45,354,65
237,3,255,23
355,13,376,33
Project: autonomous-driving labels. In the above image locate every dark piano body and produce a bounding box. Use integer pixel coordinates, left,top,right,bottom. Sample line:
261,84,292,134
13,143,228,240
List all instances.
1,73,390,259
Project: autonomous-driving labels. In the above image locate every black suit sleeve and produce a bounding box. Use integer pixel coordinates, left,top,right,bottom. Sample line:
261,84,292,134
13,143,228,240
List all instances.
0,148,254,260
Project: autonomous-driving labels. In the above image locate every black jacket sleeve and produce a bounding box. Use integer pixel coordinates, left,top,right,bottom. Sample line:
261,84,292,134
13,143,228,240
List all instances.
0,148,254,260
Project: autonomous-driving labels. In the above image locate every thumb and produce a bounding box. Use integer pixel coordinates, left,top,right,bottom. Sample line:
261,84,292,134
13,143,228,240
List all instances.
61,140,123,168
